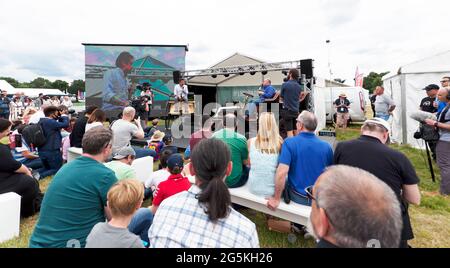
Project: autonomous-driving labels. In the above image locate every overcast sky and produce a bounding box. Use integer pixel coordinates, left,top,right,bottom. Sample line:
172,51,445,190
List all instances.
0,0,449,85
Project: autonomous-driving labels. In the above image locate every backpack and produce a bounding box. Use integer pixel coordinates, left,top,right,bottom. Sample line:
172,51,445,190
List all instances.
22,122,47,148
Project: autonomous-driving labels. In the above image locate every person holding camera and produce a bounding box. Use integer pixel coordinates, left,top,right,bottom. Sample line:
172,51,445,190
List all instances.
37,106,69,177
419,84,440,159
135,96,151,127
425,87,450,195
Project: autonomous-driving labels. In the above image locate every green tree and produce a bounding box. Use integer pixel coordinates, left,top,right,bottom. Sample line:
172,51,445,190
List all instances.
363,72,389,94
68,80,85,101
0,77,20,87
29,77,53,88
52,80,69,93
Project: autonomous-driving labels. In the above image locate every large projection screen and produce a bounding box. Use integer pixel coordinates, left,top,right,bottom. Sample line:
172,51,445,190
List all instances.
83,44,187,118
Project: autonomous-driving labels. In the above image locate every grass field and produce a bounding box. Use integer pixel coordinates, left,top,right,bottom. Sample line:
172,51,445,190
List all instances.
1,126,449,248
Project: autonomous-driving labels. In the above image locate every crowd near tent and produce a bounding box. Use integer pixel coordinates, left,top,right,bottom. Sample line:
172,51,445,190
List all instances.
382,50,450,148
188,53,327,132
0,80,68,98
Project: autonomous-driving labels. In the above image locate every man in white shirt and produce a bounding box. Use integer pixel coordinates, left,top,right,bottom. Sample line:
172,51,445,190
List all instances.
173,78,189,114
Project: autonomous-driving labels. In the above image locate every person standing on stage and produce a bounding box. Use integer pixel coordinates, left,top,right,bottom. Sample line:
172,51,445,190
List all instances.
173,78,189,115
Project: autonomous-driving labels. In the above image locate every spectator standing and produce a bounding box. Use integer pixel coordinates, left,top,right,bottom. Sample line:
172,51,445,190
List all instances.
0,89,11,120
334,118,421,247
334,93,351,129
61,96,73,109
280,69,303,137
374,86,396,121
425,87,450,195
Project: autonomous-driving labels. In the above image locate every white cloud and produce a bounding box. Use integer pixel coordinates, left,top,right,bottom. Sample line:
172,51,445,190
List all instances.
0,0,449,84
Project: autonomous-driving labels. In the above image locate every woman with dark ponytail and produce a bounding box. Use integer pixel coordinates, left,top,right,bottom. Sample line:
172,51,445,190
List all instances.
148,138,259,248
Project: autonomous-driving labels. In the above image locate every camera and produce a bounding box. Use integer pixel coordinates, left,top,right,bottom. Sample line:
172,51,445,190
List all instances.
414,124,439,142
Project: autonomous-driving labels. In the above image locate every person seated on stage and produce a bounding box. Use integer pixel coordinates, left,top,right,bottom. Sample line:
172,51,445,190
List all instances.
104,146,137,181
144,150,174,198
148,130,165,161
149,154,191,215
173,78,189,115
161,134,178,155
111,106,156,159
86,179,145,248
246,79,277,119
144,118,161,138
212,113,249,188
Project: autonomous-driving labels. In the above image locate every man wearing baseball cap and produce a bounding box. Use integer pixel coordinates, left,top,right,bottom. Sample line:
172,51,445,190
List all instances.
104,146,137,181
333,118,421,248
420,84,440,114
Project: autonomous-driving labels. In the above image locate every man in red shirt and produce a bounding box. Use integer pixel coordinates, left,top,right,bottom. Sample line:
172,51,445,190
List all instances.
150,154,191,214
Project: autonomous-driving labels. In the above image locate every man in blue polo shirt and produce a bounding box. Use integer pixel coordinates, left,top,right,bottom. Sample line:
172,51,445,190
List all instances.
267,111,333,210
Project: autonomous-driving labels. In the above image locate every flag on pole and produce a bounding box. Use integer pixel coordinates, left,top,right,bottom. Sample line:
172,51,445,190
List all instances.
355,67,364,87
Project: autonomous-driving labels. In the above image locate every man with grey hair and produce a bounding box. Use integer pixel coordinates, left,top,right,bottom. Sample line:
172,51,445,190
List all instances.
267,111,333,210
111,106,156,159
246,78,276,119
334,118,421,248
306,165,403,248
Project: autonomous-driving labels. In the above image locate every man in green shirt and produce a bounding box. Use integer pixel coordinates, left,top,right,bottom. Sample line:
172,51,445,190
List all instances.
212,114,249,188
105,146,137,180
30,127,118,248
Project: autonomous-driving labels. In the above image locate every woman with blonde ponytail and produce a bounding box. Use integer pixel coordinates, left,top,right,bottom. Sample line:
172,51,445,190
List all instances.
148,138,259,248
247,112,283,197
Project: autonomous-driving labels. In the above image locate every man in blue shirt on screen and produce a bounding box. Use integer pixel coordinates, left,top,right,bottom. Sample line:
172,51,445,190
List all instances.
267,111,333,210
102,52,135,111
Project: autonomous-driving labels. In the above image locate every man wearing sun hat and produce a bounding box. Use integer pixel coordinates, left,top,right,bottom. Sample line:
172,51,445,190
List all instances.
334,93,351,129
333,117,421,248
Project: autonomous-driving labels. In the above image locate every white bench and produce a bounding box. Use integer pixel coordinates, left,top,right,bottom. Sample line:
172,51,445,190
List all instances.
187,176,311,226
67,147,83,162
0,193,21,243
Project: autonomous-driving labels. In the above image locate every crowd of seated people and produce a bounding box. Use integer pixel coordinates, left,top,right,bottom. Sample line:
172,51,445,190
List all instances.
0,86,428,248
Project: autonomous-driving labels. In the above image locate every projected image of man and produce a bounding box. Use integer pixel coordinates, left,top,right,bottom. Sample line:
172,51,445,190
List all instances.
102,52,135,111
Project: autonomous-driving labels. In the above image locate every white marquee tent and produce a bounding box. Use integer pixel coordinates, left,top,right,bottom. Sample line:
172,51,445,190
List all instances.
0,80,68,98
382,50,450,148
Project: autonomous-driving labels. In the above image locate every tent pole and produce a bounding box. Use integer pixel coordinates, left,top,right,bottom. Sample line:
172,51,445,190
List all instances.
401,74,408,144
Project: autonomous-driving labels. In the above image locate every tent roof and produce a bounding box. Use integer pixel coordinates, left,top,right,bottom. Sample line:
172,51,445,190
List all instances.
188,52,267,86
0,80,16,92
383,50,450,80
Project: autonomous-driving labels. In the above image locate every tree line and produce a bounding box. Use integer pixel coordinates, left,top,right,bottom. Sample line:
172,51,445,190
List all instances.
0,76,85,95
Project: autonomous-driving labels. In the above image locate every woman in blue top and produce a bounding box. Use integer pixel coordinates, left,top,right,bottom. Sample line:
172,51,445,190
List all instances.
247,112,283,197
